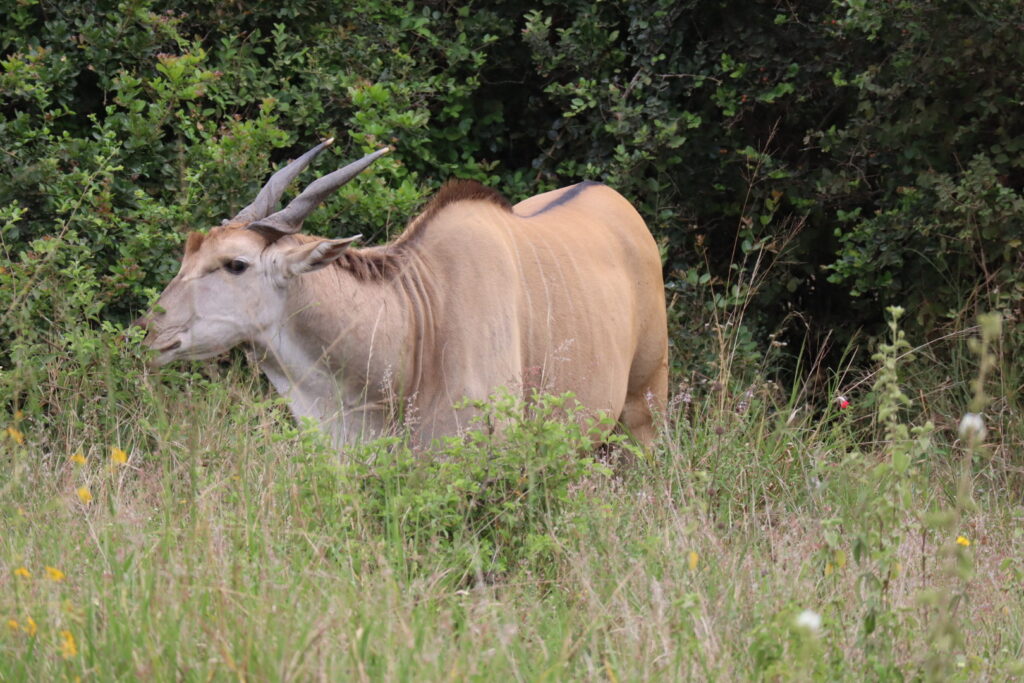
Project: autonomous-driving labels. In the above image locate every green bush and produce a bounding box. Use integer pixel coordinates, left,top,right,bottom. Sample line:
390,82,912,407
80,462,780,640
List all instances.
821,1,1024,338
3,0,1024,391
285,391,614,581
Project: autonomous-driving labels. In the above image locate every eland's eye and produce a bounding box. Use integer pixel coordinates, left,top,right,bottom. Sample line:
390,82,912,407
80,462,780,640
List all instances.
224,258,249,275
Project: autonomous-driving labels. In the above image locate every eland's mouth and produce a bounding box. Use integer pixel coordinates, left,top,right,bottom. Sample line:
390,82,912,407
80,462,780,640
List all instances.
143,338,183,369
156,340,182,353
147,339,236,368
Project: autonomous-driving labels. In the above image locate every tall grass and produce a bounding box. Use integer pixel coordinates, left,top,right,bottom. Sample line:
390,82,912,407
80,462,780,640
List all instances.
2,310,1023,680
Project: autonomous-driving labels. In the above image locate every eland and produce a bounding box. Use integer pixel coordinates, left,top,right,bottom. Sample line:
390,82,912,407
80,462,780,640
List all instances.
140,139,668,449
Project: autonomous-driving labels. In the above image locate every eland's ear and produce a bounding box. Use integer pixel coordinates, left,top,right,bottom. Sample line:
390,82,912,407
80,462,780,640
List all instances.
281,235,361,277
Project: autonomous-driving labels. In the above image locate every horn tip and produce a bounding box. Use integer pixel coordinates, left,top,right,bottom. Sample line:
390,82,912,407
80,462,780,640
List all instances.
323,137,336,147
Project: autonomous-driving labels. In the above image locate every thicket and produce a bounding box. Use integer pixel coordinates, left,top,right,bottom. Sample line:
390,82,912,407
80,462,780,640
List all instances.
2,0,1023,389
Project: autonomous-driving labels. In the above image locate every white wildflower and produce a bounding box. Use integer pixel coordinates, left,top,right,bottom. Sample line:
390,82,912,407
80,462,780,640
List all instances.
957,413,987,445
794,609,822,632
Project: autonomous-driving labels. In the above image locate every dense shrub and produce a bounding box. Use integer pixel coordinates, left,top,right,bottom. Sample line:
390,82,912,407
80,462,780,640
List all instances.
284,391,614,579
1,0,1022,400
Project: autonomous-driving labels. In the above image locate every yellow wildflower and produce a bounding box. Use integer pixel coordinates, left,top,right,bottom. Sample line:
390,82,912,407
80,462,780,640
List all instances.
7,619,18,631
14,410,24,421
70,452,87,465
59,629,77,658
45,566,65,582
835,549,848,569
824,562,834,577
6,426,24,445
956,535,971,547
23,617,36,637
13,566,31,578
110,447,128,465
76,487,93,505
688,551,699,571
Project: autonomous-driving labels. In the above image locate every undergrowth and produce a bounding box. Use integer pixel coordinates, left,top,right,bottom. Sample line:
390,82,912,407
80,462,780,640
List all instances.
2,307,1023,679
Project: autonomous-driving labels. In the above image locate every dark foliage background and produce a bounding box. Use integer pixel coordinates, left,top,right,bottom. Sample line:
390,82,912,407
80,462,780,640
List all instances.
2,0,1022,393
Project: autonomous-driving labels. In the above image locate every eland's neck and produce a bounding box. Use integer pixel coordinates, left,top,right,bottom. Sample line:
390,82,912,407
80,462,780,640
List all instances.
252,259,427,447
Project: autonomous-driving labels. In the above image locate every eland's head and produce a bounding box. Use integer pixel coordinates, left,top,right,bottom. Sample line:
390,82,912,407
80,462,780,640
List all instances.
138,139,389,366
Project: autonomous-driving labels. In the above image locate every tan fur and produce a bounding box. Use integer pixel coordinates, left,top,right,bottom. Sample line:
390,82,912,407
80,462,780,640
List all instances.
144,180,668,450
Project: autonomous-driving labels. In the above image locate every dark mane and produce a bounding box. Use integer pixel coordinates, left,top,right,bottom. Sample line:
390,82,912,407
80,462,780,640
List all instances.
407,178,513,232
339,179,512,281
